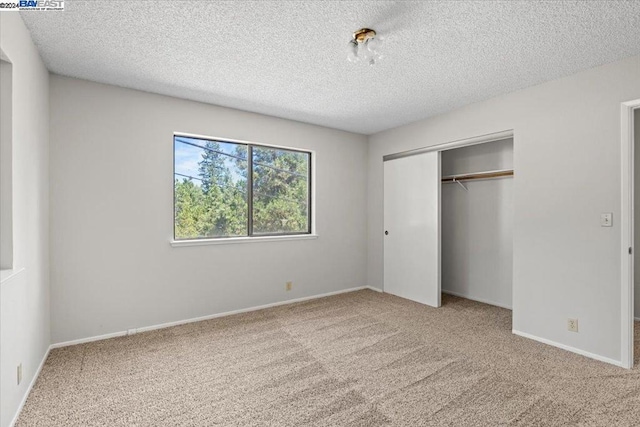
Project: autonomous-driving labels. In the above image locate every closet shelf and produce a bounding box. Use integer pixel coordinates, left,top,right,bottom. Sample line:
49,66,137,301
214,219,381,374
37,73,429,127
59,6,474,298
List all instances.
441,168,513,183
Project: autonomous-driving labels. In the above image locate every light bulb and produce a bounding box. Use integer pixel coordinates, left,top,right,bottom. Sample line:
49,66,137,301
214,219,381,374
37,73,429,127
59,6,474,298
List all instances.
346,40,359,63
359,42,373,61
366,37,382,54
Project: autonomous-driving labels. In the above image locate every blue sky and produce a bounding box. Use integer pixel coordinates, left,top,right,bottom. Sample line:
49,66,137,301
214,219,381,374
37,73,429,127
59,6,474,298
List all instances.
174,137,246,186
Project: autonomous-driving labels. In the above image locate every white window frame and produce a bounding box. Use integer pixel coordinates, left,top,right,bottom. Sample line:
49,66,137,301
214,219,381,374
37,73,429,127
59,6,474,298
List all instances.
170,132,317,247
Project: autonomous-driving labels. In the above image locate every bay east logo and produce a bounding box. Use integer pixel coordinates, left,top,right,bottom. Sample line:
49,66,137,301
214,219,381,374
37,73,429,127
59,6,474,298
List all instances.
18,0,64,10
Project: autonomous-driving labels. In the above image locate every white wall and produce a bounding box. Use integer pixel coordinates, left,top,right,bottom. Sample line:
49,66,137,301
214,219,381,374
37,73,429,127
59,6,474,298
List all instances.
441,139,513,309
0,60,12,270
49,75,368,344
0,13,50,427
634,109,640,319
368,55,640,363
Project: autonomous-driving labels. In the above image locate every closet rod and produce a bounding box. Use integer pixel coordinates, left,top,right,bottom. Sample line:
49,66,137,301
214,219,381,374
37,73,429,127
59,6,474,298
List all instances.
441,169,513,183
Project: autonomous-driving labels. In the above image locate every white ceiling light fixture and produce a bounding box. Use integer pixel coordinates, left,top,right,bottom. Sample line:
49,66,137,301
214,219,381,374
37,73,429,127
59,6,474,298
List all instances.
347,28,383,66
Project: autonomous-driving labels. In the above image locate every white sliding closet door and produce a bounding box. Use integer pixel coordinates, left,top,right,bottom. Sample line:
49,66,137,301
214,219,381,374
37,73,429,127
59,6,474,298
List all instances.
384,152,441,307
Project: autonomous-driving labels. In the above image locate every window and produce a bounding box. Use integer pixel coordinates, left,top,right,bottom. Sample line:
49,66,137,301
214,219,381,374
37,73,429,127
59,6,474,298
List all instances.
173,134,311,240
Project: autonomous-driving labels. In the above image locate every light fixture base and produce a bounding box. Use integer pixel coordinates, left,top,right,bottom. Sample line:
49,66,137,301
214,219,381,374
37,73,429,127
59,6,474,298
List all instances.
353,28,376,44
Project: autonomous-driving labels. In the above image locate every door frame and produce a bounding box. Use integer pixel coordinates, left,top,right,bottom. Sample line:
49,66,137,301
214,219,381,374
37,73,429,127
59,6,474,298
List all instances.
383,130,514,162
620,99,640,369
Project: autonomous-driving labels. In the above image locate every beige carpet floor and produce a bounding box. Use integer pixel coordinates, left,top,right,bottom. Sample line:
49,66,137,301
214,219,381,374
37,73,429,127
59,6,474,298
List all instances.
16,290,640,426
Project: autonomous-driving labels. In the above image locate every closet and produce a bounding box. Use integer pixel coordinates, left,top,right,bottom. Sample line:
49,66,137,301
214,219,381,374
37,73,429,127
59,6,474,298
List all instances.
440,138,513,309
383,134,514,310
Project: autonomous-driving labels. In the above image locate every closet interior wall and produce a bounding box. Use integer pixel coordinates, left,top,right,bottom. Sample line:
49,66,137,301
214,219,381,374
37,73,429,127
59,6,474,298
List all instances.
441,138,514,309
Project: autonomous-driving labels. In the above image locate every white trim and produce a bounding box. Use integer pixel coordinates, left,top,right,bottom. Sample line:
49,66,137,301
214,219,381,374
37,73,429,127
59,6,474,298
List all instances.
512,329,624,368
366,286,383,293
174,131,315,154
383,129,514,161
170,234,318,247
51,286,370,348
0,267,25,285
50,330,129,349
9,346,50,427
441,289,512,310
621,99,640,369
635,317,640,322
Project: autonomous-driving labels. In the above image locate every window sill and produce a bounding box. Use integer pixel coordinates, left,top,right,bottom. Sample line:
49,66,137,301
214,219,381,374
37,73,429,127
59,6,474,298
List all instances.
170,234,318,247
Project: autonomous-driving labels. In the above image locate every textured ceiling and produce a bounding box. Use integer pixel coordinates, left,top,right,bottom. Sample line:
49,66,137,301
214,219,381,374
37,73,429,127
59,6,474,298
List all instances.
20,1,640,135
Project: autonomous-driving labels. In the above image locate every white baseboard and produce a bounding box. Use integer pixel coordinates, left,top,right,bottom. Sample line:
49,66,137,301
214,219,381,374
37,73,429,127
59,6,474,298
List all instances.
366,286,383,293
50,330,129,349
51,286,372,349
634,317,640,322
442,289,512,310
9,346,51,427
512,329,624,368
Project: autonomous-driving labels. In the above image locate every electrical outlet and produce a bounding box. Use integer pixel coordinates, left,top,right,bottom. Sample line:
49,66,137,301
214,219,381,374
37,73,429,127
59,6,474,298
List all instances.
567,318,579,332
286,281,292,291
17,363,22,385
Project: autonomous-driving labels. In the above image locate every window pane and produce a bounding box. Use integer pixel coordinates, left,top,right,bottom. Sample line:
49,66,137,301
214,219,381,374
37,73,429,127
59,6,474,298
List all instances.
174,137,248,239
252,146,309,235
